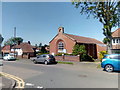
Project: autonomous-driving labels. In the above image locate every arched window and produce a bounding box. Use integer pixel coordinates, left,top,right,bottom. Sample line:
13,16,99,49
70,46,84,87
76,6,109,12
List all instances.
58,42,64,50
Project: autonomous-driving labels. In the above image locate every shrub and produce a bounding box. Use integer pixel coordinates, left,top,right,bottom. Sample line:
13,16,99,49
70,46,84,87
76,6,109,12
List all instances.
55,53,73,56
81,54,94,62
72,44,86,55
99,51,107,62
112,51,120,54
37,52,49,55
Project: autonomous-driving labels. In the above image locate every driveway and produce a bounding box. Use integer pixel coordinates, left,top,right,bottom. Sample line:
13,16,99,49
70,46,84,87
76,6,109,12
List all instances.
2,59,118,88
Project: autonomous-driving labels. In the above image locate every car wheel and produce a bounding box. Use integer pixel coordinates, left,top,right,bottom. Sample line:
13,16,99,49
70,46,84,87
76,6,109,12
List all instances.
33,60,37,64
105,64,114,72
44,61,48,65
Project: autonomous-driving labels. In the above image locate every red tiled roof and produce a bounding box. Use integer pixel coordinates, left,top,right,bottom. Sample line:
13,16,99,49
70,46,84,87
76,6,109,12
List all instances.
64,33,104,44
2,45,11,50
13,43,36,53
112,28,120,37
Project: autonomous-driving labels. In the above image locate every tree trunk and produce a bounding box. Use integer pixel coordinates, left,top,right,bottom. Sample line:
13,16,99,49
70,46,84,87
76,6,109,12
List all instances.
107,37,112,54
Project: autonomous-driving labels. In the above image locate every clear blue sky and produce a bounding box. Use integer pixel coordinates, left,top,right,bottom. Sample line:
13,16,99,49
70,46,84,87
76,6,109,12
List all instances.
2,2,118,46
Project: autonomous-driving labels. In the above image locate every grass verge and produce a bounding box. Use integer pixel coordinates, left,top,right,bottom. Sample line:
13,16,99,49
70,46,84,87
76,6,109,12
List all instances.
97,64,101,68
0,74,2,77
57,61,74,65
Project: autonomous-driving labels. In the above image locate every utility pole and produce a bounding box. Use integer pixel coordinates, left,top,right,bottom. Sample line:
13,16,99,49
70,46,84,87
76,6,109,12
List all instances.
14,27,16,38
14,27,16,57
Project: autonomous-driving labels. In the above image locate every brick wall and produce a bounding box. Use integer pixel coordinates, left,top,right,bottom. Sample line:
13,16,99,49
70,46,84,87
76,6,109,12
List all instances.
55,55,80,62
50,29,75,55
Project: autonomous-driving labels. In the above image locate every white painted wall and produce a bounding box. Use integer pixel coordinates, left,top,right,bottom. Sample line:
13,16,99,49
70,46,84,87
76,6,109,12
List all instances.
11,48,23,55
112,38,120,45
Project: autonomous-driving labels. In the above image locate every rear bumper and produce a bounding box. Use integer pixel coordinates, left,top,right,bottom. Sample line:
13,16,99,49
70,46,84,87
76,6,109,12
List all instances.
48,60,57,64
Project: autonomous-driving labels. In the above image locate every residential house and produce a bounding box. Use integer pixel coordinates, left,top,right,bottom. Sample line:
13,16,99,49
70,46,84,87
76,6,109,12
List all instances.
112,28,120,49
49,27,106,59
2,45,11,55
11,42,36,59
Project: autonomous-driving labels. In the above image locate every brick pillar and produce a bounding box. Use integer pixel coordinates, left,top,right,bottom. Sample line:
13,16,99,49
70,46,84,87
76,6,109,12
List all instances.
62,54,64,61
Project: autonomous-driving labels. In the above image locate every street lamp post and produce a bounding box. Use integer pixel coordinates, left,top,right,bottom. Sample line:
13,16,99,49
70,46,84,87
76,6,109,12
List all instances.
14,27,16,57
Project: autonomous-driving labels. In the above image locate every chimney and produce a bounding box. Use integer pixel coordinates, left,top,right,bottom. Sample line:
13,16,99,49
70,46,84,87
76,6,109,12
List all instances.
28,41,31,44
58,27,64,34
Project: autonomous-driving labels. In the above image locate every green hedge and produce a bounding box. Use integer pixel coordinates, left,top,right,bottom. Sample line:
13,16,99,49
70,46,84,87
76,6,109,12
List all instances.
37,52,49,55
55,53,73,56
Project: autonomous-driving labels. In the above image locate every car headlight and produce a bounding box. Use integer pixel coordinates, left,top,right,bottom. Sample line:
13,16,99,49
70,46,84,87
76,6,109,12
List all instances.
102,59,106,62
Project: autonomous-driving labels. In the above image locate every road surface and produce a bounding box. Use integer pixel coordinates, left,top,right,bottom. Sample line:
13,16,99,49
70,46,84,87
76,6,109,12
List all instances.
2,59,118,88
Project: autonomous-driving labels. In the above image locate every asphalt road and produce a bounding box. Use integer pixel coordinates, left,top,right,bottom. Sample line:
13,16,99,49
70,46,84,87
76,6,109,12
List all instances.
1,59,119,88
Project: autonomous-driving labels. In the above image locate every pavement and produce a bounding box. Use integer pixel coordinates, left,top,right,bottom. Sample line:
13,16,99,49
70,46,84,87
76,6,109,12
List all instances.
1,76,16,89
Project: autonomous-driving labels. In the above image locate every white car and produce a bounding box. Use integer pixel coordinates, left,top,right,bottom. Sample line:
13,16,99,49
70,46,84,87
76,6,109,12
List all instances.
3,54,16,61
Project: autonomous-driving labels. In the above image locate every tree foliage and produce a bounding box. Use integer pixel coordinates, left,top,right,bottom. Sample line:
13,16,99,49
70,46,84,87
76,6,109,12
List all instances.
72,44,86,55
72,1,120,54
4,37,23,46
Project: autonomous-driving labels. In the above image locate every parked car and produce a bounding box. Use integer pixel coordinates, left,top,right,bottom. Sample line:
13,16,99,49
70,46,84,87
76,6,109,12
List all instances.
33,54,57,65
3,53,16,61
101,54,120,72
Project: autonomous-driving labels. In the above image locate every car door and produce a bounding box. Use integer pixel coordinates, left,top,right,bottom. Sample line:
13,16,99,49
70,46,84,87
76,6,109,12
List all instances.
36,55,42,62
118,55,120,70
112,55,120,70
37,55,45,63
40,55,46,62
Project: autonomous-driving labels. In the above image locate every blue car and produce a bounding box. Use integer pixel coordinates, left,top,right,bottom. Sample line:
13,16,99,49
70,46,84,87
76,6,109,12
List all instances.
101,54,120,72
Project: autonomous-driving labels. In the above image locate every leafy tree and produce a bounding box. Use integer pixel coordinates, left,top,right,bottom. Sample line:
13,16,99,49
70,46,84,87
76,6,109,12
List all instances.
103,37,110,44
35,44,38,47
72,44,86,55
39,43,42,48
40,44,49,53
4,37,23,46
72,1,120,54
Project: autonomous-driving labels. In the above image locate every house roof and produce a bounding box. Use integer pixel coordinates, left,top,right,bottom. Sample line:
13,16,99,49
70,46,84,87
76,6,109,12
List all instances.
2,45,11,51
112,28,120,37
13,43,36,53
64,33,104,44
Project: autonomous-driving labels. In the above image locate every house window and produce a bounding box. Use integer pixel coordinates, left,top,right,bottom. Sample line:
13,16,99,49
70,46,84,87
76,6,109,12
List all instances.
58,42,64,50
113,39,115,43
116,39,119,43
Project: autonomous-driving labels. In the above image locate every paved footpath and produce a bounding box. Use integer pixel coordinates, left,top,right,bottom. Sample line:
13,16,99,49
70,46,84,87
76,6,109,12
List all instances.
1,76,14,89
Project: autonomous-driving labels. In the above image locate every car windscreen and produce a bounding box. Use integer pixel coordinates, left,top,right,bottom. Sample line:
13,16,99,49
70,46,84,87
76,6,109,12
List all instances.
110,55,120,60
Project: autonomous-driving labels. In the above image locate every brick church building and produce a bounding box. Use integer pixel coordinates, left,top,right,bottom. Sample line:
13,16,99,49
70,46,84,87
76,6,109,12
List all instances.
49,27,106,59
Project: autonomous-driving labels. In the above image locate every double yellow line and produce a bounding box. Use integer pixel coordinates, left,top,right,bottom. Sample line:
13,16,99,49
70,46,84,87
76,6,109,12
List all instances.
0,72,25,88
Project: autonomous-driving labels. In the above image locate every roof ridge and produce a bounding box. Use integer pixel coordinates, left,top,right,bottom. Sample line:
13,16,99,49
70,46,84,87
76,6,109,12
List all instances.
64,33,103,44
64,33,76,41
112,28,120,37
112,28,120,33
65,33,101,41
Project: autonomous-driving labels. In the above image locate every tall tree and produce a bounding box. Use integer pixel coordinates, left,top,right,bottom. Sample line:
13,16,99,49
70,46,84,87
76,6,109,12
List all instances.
72,1,120,54
4,37,23,46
